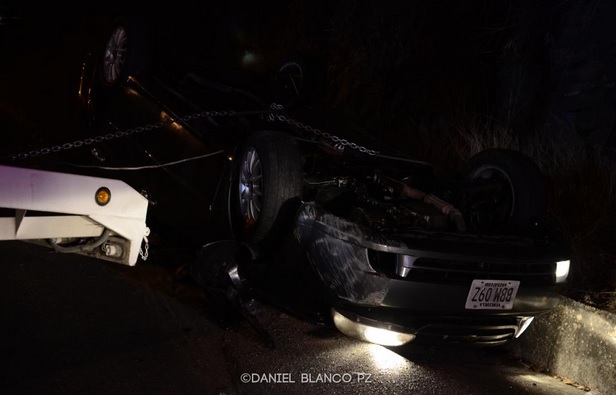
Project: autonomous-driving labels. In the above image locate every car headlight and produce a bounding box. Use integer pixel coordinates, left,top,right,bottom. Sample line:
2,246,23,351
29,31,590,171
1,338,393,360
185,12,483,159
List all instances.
331,309,416,347
555,260,570,283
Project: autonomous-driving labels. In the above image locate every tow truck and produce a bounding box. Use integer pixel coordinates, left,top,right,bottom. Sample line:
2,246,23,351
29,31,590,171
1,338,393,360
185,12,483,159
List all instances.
0,165,150,266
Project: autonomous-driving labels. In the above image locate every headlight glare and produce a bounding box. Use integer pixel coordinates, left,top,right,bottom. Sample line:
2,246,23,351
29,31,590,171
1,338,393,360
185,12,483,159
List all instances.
555,260,570,283
331,309,415,347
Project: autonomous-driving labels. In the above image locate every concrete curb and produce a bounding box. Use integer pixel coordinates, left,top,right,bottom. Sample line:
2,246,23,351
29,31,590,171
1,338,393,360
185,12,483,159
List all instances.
506,295,616,394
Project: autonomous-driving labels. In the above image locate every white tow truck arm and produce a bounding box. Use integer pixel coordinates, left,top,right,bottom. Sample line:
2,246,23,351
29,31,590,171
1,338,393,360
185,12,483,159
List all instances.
0,165,149,266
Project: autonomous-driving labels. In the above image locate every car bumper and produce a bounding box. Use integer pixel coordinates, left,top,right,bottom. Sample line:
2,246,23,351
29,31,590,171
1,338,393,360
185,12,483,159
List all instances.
289,202,569,344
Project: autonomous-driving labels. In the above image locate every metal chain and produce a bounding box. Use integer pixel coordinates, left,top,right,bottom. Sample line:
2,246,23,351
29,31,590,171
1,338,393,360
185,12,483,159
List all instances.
4,109,239,161
5,104,377,161
267,104,378,156
139,227,150,261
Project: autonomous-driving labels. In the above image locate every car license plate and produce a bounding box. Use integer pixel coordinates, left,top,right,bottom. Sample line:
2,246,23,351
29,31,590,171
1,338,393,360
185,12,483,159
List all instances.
465,279,520,310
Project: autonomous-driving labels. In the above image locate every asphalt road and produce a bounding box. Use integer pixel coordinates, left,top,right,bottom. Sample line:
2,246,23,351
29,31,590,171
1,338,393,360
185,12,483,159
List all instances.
0,240,588,395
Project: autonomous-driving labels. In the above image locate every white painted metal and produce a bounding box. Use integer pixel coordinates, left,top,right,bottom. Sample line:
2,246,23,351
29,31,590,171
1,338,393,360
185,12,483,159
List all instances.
0,165,149,265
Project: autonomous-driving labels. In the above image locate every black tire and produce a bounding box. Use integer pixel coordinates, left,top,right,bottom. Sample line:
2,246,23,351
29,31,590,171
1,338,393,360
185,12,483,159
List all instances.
97,16,148,93
231,130,304,245
463,149,546,234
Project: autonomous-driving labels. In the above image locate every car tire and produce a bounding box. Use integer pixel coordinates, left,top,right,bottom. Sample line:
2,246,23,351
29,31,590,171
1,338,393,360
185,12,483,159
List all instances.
231,130,304,245
463,149,546,234
97,16,148,93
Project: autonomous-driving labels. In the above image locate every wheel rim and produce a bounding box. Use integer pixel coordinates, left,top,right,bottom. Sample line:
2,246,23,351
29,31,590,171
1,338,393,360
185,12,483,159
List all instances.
102,25,128,85
469,165,515,229
238,147,263,225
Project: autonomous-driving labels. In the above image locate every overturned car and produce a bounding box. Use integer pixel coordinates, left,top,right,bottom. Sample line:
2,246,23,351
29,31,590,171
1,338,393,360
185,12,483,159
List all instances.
23,14,570,347
190,133,570,347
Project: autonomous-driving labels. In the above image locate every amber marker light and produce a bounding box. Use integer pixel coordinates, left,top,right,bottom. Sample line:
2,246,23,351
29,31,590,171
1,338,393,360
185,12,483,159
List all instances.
95,187,111,206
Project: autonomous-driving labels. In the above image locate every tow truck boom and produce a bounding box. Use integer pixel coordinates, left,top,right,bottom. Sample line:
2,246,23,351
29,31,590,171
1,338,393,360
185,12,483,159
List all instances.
0,165,149,266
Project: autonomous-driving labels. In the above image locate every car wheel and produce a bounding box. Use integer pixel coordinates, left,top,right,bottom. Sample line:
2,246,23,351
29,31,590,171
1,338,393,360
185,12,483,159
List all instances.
232,130,304,245
463,149,546,233
98,16,148,92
